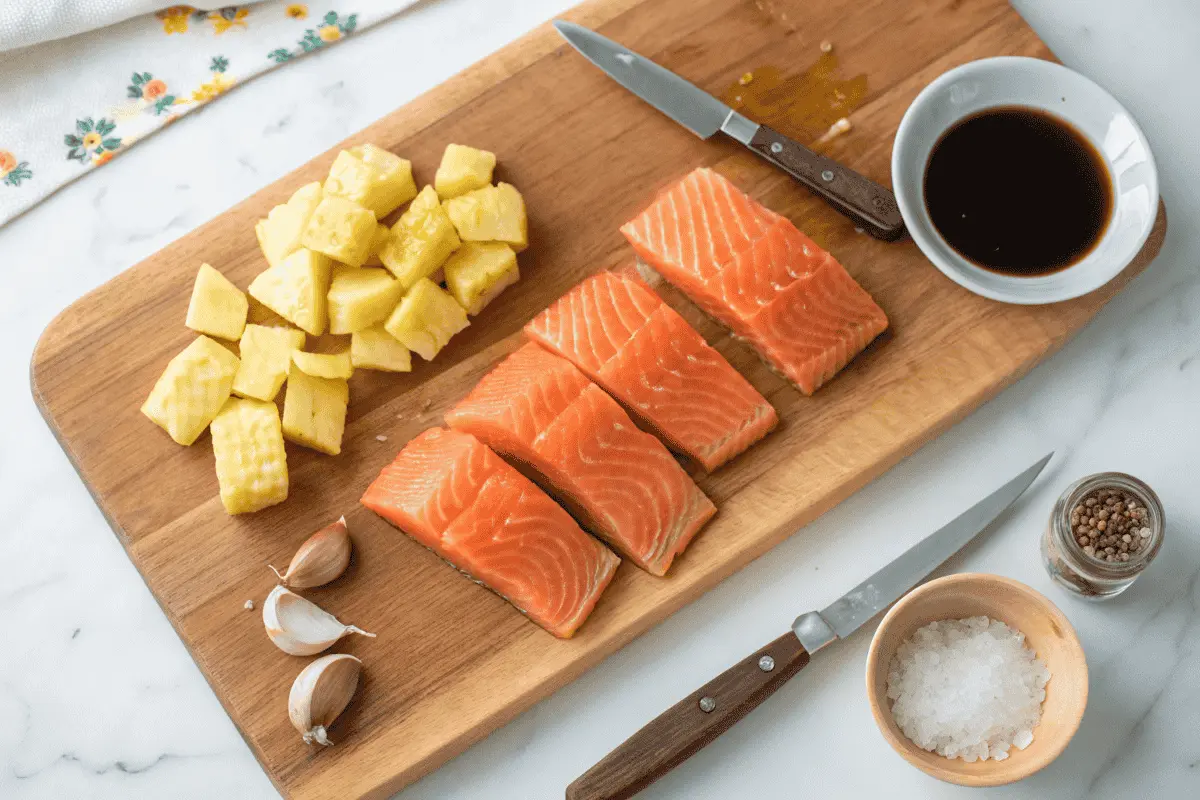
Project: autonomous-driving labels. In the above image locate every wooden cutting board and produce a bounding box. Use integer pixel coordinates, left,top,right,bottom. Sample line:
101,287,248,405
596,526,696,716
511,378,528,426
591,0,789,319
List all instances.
31,0,1166,797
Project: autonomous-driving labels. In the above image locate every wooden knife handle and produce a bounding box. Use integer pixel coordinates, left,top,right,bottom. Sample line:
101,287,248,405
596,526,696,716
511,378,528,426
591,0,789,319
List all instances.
747,124,905,241
565,633,810,800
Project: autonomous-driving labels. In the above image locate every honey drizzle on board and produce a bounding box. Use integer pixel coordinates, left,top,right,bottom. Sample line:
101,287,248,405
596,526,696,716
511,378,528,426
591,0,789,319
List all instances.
720,52,868,144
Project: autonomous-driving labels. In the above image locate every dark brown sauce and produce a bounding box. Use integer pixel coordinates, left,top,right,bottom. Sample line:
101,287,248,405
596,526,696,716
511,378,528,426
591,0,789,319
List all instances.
923,106,1112,276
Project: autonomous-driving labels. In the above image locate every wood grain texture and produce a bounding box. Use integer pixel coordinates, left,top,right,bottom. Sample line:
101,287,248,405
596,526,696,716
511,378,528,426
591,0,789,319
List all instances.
30,0,1166,797
566,632,810,800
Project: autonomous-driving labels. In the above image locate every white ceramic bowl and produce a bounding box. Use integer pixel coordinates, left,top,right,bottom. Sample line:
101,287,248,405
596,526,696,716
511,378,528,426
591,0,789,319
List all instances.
892,57,1158,304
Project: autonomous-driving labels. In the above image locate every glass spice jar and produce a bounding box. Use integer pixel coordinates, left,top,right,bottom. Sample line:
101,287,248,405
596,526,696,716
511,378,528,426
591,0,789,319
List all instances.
1041,472,1164,600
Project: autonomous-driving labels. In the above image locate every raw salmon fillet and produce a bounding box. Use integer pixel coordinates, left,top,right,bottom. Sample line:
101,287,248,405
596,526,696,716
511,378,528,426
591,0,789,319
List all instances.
621,167,888,394
526,270,777,471
445,343,716,576
360,427,618,638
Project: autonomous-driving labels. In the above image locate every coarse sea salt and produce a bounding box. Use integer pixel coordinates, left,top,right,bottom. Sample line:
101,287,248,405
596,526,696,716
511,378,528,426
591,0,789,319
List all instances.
886,616,1050,762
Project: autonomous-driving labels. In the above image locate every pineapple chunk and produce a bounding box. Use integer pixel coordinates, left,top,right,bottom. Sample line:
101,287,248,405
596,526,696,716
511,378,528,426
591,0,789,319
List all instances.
255,182,324,267
435,144,496,199
141,336,240,445
351,325,412,372
443,183,527,251
282,365,349,455
292,349,354,379
211,398,288,514
185,263,248,341
247,248,332,336
380,195,461,289
362,224,392,267
326,266,405,335
301,195,378,268
384,277,469,361
402,185,442,223
232,324,306,401
443,242,519,315
324,144,417,218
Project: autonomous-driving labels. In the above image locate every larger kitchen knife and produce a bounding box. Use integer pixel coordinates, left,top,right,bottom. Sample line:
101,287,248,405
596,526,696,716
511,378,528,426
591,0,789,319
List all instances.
553,20,905,241
566,453,1053,800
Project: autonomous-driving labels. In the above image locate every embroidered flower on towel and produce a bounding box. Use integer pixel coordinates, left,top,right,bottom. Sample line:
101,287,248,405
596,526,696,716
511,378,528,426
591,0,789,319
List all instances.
156,6,194,34
128,72,177,115
269,11,356,62
210,7,251,35
286,4,309,19
65,118,121,164
0,151,33,187
191,56,236,103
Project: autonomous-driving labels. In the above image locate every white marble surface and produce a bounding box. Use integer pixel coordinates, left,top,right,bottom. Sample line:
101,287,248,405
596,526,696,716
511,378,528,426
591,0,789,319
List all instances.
2,0,1198,797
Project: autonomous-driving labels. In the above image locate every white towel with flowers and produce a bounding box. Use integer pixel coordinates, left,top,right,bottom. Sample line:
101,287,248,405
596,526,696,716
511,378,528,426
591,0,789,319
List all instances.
0,2,419,227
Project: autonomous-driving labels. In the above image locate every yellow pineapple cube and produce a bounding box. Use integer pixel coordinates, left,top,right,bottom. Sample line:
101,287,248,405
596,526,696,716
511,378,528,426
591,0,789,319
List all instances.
324,144,417,218
292,349,354,380
185,263,248,341
141,336,240,445
282,365,349,455
255,182,324,267
401,185,442,224
210,398,288,514
351,325,412,372
435,144,496,199
384,277,469,361
301,195,378,268
443,182,527,251
443,242,519,315
232,324,306,401
362,224,392,267
247,248,332,335
380,195,461,289
326,266,405,335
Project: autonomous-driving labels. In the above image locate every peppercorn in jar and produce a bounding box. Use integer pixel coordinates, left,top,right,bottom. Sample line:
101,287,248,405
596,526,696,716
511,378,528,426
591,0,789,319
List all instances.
1041,472,1164,600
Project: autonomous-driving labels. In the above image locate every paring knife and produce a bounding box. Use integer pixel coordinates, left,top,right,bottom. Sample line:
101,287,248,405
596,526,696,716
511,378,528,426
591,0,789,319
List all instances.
566,453,1053,800
553,20,905,241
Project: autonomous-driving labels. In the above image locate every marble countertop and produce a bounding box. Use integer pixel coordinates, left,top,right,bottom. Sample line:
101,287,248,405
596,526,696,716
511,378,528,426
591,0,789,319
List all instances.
2,0,1198,797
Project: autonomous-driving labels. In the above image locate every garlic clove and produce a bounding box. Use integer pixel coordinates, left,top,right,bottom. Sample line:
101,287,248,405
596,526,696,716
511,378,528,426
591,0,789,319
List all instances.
262,585,375,656
289,653,362,746
269,516,352,589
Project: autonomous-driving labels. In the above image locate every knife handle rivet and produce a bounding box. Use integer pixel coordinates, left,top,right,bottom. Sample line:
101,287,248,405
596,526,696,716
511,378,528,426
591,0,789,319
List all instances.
770,142,783,154
758,655,776,672
698,696,716,713
821,169,835,182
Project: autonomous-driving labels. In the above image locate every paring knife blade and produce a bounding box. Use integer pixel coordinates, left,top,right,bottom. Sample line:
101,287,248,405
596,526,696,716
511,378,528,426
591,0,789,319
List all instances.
793,452,1054,653
553,20,905,240
566,453,1053,800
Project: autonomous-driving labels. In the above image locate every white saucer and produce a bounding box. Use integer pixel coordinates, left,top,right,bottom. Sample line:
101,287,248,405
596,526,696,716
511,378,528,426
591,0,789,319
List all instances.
891,57,1158,305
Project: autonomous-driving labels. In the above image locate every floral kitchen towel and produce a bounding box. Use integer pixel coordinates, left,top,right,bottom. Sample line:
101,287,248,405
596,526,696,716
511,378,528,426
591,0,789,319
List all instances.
0,2,419,227
1,1,269,53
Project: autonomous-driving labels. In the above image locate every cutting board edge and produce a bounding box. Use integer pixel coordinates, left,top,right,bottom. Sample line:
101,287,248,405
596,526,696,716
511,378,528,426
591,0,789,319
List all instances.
295,200,1169,800
27,0,649,375
29,199,1168,800
24,0,1171,792
23,5,656,796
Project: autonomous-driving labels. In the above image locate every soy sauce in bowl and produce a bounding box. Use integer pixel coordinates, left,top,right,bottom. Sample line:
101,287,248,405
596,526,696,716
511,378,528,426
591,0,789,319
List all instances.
923,106,1112,277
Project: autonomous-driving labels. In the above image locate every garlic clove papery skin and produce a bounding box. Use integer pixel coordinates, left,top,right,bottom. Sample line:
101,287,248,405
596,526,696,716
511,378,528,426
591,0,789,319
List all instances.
289,653,362,746
269,516,352,589
262,585,375,656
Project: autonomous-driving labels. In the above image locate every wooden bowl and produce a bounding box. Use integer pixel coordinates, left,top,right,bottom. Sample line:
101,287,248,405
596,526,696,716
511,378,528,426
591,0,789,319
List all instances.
865,573,1087,786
